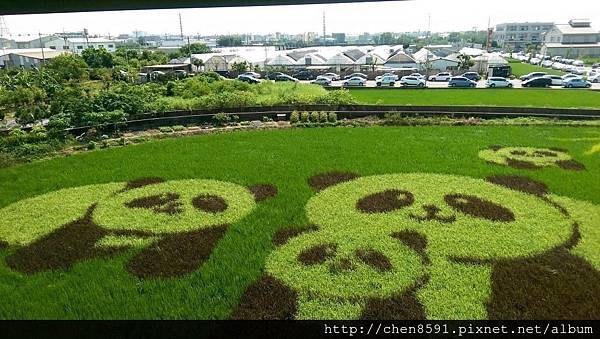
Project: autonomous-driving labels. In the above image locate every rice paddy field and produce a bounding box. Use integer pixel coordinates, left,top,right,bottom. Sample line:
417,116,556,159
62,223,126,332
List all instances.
349,88,600,109
0,125,598,319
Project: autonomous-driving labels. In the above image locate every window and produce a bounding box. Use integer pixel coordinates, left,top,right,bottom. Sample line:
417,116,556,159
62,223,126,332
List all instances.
507,26,517,31
533,26,541,31
49,45,56,49
108,44,114,48
98,44,104,47
520,26,528,31
63,46,69,50
77,45,83,49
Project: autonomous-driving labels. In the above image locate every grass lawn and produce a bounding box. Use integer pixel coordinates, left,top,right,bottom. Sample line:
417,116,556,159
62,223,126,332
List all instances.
0,126,598,319
350,88,600,109
509,60,564,77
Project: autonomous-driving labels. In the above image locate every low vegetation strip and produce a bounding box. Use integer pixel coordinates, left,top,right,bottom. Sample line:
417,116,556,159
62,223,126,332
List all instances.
349,88,600,109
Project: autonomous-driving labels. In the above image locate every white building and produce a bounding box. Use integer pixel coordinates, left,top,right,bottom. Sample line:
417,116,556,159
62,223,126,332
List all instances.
541,19,600,57
43,37,120,54
5,50,66,69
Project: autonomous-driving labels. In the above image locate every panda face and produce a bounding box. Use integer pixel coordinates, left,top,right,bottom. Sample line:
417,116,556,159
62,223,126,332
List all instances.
305,173,573,260
93,179,257,234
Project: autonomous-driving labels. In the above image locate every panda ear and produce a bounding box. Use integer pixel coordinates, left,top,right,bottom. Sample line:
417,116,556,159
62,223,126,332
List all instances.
485,175,548,196
308,171,360,191
248,184,278,202
272,224,319,246
117,177,165,194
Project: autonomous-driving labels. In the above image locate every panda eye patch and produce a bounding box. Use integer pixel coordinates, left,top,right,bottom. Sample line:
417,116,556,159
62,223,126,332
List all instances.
125,192,183,215
192,194,228,213
357,189,414,213
444,194,515,222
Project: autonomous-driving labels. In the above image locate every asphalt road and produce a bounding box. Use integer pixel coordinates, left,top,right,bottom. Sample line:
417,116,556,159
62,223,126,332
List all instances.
301,79,600,90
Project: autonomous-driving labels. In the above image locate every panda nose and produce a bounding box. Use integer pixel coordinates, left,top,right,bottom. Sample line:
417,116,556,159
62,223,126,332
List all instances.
409,204,456,224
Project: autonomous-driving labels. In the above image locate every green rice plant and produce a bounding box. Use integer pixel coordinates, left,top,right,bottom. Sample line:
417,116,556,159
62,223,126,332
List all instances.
158,126,173,133
172,125,186,132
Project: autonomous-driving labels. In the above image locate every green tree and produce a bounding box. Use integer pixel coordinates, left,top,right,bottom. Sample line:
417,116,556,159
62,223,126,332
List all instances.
217,35,243,47
231,61,249,73
179,43,212,56
81,47,115,68
457,54,475,71
45,54,88,81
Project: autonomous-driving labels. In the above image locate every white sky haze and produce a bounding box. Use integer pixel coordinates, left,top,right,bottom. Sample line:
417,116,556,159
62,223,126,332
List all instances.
2,0,599,37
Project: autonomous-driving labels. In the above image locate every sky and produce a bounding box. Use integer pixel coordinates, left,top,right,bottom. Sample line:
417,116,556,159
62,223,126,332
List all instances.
2,0,599,37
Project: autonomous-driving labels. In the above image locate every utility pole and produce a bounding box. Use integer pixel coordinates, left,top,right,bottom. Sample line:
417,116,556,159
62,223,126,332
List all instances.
425,13,431,79
322,11,326,45
38,32,46,67
0,16,10,64
179,13,184,40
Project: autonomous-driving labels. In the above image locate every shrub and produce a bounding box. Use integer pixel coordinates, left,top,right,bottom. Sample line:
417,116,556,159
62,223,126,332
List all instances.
212,113,231,126
87,141,97,150
262,116,273,122
300,111,309,123
231,115,240,124
309,111,320,123
318,111,328,123
172,125,185,132
158,126,173,133
290,111,300,124
328,112,338,123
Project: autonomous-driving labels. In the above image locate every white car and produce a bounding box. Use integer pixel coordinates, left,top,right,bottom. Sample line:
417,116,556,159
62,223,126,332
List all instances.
376,73,399,81
572,60,584,67
563,65,576,73
544,75,563,86
376,75,397,87
343,77,366,86
322,72,340,80
428,72,452,81
400,76,426,87
409,73,426,81
311,76,332,86
588,74,600,83
562,74,581,81
573,67,587,75
529,57,541,65
541,60,553,68
485,77,513,88
552,62,565,70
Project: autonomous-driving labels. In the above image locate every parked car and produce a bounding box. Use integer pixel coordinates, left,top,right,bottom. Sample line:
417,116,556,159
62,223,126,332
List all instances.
562,73,580,80
543,75,563,86
552,62,565,70
563,78,592,88
409,73,426,80
460,72,481,81
311,76,332,86
520,72,546,81
376,75,397,87
400,76,426,87
237,74,261,84
343,77,366,86
592,63,600,69
448,77,477,87
573,67,587,75
344,72,368,80
588,74,600,83
529,57,541,65
428,72,452,81
522,77,552,87
572,60,584,67
562,58,574,65
265,72,285,80
541,60,554,68
241,71,261,79
377,72,399,80
322,72,340,80
292,70,316,80
551,56,563,62
275,74,299,82
563,65,576,73
485,77,512,88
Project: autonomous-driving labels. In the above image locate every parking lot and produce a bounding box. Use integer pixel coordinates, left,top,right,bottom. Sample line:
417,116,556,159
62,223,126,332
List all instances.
300,79,600,90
